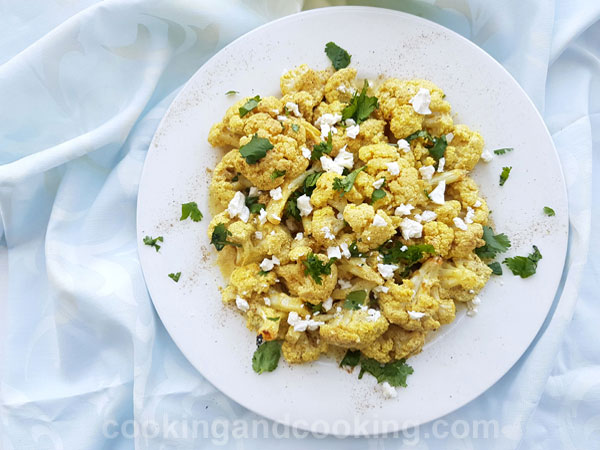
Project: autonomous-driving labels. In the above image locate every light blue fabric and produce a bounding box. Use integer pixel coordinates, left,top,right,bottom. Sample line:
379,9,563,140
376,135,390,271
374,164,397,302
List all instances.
0,0,598,448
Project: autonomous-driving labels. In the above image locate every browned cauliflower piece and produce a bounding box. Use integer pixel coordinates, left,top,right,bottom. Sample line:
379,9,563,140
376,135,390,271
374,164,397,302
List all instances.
209,149,249,212
360,326,425,363
324,67,357,103
434,200,462,226
280,64,331,104
343,204,395,252
276,257,337,305
443,124,485,171
438,254,492,303
246,303,286,341
449,223,485,259
320,308,389,348
282,329,328,363
423,221,455,257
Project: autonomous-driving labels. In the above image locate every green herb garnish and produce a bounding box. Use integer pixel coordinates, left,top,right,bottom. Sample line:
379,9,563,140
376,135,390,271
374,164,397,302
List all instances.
503,245,542,278
324,41,351,70
252,340,282,374
239,134,274,164
168,272,181,282
340,350,361,367
543,206,555,217
344,290,367,310
225,90,239,96
245,196,265,214
143,235,163,252
342,80,378,124
404,130,446,160
210,224,241,251
493,147,513,155
271,169,286,180
499,166,512,186
267,316,280,322
487,262,503,276
333,166,366,196
291,123,300,132
303,253,336,285
475,226,511,259
311,131,333,160
239,95,261,117
180,202,203,222
379,242,435,266
358,358,414,387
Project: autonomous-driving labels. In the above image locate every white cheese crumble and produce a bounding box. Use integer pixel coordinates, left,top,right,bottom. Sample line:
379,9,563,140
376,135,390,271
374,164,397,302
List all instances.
373,285,389,294
466,296,481,317
409,88,432,115
446,132,454,144
346,123,360,139
297,194,313,217
366,308,381,322
334,146,354,169
408,310,426,320
429,180,446,205
258,208,267,225
379,381,397,399
263,297,271,306
235,296,249,312
294,232,304,241
372,178,385,189
323,297,333,311
419,165,435,181
327,246,342,259
315,113,342,140
394,203,414,216
287,311,324,332
397,139,411,153
322,226,336,240
338,279,353,289
464,206,475,224
372,213,388,227
400,245,408,251
437,157,446,172
339,242,351,259
386,161,400,175
377,263,398,279
320,155,343,175
453,217,468,231
227,191,250,223
474,200,482,208
301,146,312,159
259,255,280,272
254,231,263,240
399,218,423,239
277,115,288,121
285,101,301,117
415,210,437,223
249,186,260,197
481,148,495,162
270,214,281,222
269,187,282,200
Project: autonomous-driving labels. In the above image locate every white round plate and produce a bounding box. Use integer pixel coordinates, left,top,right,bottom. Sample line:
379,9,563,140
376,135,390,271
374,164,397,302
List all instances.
137,7,568,436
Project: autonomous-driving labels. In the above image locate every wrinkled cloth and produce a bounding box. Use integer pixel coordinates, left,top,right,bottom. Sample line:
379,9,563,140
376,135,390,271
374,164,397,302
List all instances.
0,0,597,448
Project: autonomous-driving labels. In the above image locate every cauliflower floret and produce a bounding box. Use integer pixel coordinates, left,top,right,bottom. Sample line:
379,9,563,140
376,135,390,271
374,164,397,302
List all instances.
449,222,485,259
230,263,276,297
433,200,462,226
311,206,345,246
282,329,328,363
343,204,395,252
446,176,481,208
470,198,490,225
266,289,308,316
276,257,337,305
280,64,331,104
281,91,320,124
320,308,389,348
234,134,309,191
243,224,293,265
246,304,286,341
360,326,425,363
324,67,357,103
423,221,455,257
209,149,249,212
442,124,484,171
310,172,356,210
378,257,455,332
438,254,492,303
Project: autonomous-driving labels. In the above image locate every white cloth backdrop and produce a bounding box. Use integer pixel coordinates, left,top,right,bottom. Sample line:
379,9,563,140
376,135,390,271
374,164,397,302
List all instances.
0,0,598,448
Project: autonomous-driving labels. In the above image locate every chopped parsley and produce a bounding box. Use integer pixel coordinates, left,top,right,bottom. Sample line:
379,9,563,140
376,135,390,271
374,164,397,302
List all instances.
499,166,512,186
325,41,352,70
231,173,240,182
342,80,379,124
358,358,414,387
349,241,367,257
344,290,367,310
270,169,286,180
225,90,239,96
168,272,181,282
333,166,366,196
239,95,261,117
311,131,333,160
503,245,542,278
239,134,273,164
493,147,513,155
475,226,511,259
291,123,300,132
308,302,324,313
143,235,163,252
245,195,265,214
371,179,387,204
258,270,269,276
487,262,503,276
404,129,446,160
303,253,336,285
405,130,432,142
340,350,361,367
543,206,555,217
252,340,282,374
303,171,323,191
267,316,280,322
210,223,241,251
379,242,435,266
180,202,203,222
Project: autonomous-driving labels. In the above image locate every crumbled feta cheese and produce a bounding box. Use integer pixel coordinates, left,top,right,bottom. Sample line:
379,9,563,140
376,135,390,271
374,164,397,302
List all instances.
386,161,400,175
254,231,263,240
346,124,360,139
294,232,304,241
377,263,398,279
373,285,389,294
429,180,446,205
271,108,280,115
336,212,344,220
322,226,335,240
338,279,353,289
235,296,249,312
465,206,475,224
258,208,267,224
366,308,381,322
372,178,385,189
397,139,411,153
372,213,388,227
400,245,408,252
380,381,397,399
263,297,271,306
453,217,468,231
270,214,281,222
437,157,446,172
286,310,324,332
394,203,414,216
400,218,423,239
249,186,260,197
466,297,481,317
473,200,482,208
334,146,354,169
446,132,454,143
327,246,342,259
323,297,333,311
339,242,351,258
269,187,282,200
227,191,250,223
315,113,342,140
259,256,280,272
409,88,432,115
320,155,344,175
481,148,494,162
419,165,435,181
269,230,275,235
407,310,426,320
472,296,481,305
285,101,301,117
277,115,288,121
415,210,437,223
301,146,312,159
297,194,313,217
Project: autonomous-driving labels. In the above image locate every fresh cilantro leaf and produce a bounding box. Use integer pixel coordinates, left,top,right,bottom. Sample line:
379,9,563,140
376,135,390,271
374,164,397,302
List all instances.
379,242,435,266
543,206,555,217
340,350,361,367
168,272,181,282
284,191,301,221
333,166,366,196
311,131,333,160
371,178,387,204
325,41,352,70
239,95,261,117
493,147,513,155
252,340,282,374
488,262,503,276
225,90,239,96
308,302,324,313
303,172,323,193
267,316,280,322
239,134,273,164
405,130,433,142
180,202,203,222
429,134,447,160
358,358,414,387
210,223,241,251
475,226,511,259
143,235,163,252
303,253,336,285
503,245,542,278
342,80,379,124
270,169,286,180
349,241,366,258
258,270,269,276
344,290,367,310
291,123,300,132
245,196,266,215
499,166,512,186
